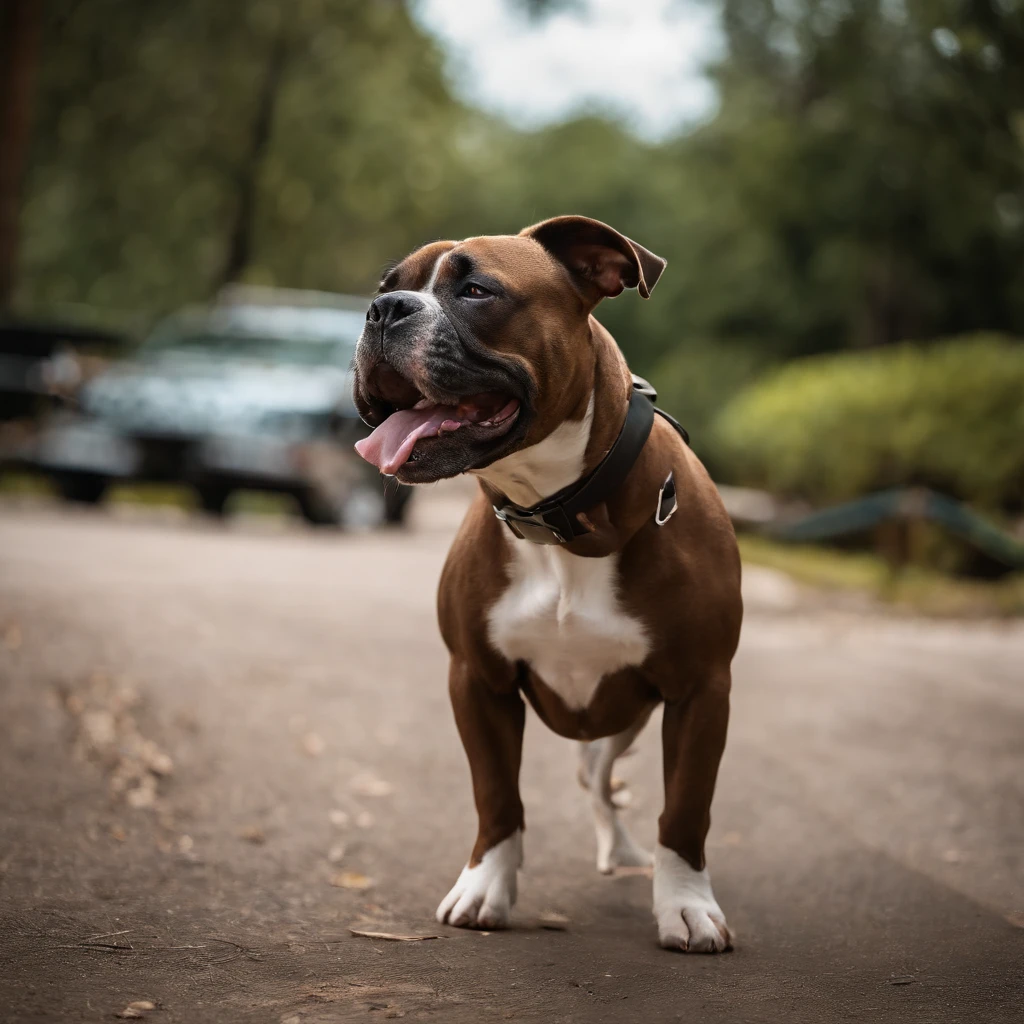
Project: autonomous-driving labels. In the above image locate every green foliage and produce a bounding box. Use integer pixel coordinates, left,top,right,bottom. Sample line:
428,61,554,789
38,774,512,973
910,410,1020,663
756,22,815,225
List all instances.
713,335,1024,510
13,0,1024,399
650,340,770,470
20,0,469,314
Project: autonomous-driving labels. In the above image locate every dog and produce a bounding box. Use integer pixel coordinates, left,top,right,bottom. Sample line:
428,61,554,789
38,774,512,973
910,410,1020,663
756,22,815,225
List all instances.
352,215,742,952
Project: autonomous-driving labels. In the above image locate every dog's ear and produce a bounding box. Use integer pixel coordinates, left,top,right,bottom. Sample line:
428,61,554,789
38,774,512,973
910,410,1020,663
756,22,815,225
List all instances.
521,215,666,304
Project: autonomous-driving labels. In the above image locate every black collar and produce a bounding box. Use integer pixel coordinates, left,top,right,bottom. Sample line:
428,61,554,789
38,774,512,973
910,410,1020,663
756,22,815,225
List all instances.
492,376,688,545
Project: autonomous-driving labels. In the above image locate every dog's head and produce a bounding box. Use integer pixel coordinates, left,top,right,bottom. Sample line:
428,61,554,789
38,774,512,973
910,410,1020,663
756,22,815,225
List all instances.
352,215,665,483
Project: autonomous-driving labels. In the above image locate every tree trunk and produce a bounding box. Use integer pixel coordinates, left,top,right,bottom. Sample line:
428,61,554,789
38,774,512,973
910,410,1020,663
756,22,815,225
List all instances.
0,0,43,310
216,29,289,291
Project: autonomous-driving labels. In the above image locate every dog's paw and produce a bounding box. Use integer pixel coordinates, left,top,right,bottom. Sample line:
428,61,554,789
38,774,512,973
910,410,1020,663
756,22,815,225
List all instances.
596,824,653,875
653,843,732,953
436,830,522,930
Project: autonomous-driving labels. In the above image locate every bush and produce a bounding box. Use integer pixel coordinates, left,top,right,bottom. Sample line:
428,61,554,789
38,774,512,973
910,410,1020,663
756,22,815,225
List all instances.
649,340,770,473
712,335,1024,511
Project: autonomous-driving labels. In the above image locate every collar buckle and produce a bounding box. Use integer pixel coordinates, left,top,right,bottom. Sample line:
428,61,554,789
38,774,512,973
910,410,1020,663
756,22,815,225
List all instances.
493,504,573,545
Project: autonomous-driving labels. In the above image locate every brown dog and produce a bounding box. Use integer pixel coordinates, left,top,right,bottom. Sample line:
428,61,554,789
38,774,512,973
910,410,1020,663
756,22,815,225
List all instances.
353,216,742,952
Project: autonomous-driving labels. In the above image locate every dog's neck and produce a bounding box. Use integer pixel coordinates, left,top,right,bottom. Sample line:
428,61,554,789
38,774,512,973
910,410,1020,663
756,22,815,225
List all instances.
471,319,632,508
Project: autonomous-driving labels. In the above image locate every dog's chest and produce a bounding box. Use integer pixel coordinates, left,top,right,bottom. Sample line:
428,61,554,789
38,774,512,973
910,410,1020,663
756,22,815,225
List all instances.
487,542,650,711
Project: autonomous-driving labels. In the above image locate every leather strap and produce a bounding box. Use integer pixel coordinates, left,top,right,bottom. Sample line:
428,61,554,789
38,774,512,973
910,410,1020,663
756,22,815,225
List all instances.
493,378,685,545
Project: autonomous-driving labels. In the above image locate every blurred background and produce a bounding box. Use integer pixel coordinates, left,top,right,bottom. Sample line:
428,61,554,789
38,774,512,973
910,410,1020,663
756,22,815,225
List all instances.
2,4,1024,1020
1,0,1023,603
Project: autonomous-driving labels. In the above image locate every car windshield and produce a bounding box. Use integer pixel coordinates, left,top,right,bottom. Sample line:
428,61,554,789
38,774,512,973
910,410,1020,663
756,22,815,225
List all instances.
140,307,364,367
144,331,354,367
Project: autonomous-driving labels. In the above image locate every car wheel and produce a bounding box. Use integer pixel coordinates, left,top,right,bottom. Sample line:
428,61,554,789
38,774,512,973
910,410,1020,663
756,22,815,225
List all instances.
55,472,108,505
196,482,232,517
382,481,413,525
297,489,343,527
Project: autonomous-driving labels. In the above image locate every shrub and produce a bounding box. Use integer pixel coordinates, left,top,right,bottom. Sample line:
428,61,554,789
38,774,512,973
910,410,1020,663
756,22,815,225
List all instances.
712,335,1024,511
650,340,770,473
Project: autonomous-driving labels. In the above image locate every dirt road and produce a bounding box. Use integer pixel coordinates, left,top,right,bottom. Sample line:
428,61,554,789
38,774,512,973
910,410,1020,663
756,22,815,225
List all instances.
1,491,1022,1023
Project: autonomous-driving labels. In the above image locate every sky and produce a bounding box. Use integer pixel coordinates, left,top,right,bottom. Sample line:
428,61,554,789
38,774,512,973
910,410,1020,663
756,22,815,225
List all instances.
413,0,721,141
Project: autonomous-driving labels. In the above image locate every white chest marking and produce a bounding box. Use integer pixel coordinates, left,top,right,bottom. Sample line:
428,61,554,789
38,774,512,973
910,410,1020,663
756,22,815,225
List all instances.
488,543,650,710
472,397,595,507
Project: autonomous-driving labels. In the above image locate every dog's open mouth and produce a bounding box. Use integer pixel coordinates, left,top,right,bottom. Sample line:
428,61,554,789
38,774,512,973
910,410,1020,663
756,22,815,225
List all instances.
355,366,520,476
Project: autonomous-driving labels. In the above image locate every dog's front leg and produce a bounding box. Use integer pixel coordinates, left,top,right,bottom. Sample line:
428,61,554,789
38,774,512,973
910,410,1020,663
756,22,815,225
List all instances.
436,657,525,930
654,676,733,952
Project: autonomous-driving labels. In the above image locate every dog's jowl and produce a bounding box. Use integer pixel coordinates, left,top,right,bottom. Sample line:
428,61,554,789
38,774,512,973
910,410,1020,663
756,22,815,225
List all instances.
353,216,742,953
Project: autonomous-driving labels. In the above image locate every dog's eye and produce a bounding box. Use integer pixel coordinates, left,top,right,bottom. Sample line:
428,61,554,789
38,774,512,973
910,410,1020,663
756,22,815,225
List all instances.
461,283,492,299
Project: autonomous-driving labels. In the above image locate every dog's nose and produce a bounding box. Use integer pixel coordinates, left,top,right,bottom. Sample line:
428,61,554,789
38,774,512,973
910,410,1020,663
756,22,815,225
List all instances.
366,291,425,327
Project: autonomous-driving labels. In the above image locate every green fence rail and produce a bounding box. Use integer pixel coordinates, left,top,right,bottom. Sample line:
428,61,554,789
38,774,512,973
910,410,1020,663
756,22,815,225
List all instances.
764,488,1024,569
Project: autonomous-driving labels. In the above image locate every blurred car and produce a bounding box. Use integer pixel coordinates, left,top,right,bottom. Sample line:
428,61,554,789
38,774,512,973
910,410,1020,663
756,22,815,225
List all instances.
0,318,127,422
27,293,410,526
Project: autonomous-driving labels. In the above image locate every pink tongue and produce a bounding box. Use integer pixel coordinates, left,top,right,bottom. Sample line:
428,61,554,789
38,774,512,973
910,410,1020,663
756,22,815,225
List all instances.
355,406,460,475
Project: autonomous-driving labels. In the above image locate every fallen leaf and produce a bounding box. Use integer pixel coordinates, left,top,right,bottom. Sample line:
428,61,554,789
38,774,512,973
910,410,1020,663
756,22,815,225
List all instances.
889,976,915,986
327,842,347,864
612,865,653,878
127,1002,156,1012
328,809,349,827
302,732,326,757
109,825,127,842
125,778,157,809
138,742,173,776
349,928,442,942
538,911,570,931
239,826,266,845
350,773,394,798
115,1009,143,1019
330,872,374,890
178,834,194,853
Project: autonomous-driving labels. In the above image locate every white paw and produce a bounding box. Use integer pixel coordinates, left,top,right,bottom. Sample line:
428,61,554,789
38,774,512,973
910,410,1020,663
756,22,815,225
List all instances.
653,843,732,953
436,830,522,930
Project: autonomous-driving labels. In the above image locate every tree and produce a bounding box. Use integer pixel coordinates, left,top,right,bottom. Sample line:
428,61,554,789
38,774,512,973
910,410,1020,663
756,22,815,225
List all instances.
0,0,42,310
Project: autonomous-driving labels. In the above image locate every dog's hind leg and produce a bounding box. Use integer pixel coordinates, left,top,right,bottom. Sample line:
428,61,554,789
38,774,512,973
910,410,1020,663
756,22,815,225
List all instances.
578,707,655,874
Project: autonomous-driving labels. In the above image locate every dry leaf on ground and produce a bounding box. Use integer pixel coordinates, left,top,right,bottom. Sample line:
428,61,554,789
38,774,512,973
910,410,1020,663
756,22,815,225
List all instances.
114,1006,156,1020
349,928,442,942
4,624,22,650
61,673,173,811
613,865,653,878
330,872,374,890
350,772,394,797
538,911,570,931
302,732,326,757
